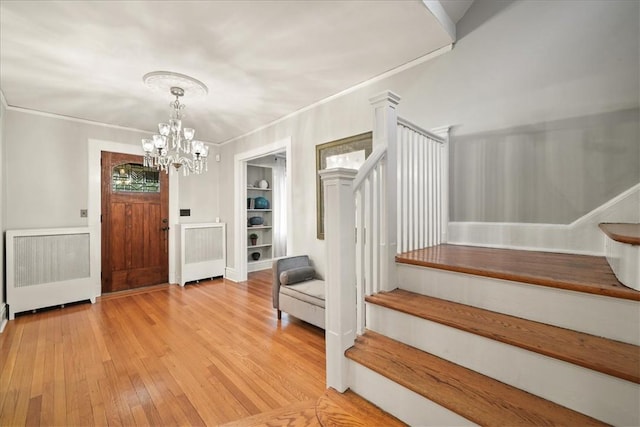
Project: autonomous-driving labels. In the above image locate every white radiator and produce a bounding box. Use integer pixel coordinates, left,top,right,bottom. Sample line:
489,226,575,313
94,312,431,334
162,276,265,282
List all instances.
179,223,226,286
6,228,98,320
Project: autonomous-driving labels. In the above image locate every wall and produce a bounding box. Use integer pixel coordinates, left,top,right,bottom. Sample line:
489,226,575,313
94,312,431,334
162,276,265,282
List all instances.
4,110,144,229
219,91,374,277
3,109,220,297
450,108,639,223
445,1,640,223
3,109,220,230
176,152,220,225
218,0,639,276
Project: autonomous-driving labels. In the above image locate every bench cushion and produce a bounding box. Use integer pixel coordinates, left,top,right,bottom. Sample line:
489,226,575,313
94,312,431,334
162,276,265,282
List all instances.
279,279,325,308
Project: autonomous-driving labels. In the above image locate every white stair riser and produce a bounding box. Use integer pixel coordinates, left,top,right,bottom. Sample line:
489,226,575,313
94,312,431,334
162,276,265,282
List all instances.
398,264,640,345
604,236,640,291
368,304,640,427
347,360,476,427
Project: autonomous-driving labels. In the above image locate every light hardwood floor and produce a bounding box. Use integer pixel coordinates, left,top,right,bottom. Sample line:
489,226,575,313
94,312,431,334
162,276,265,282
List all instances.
0,270,326,426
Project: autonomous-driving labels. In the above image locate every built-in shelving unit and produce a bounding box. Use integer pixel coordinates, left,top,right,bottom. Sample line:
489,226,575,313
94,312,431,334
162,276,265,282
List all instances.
247,164,273,272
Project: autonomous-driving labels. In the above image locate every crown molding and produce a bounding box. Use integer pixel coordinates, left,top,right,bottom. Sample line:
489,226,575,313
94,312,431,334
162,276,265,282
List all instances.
6,105,153,134
219,43,454,146
3,104,220,145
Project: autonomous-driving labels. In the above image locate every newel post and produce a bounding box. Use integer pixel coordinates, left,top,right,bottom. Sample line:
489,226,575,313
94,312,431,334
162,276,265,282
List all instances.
320,167,357,392
369,91,400,292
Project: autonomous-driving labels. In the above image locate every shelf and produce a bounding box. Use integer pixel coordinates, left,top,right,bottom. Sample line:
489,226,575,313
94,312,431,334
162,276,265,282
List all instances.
248,244,272,249
247,164,274,274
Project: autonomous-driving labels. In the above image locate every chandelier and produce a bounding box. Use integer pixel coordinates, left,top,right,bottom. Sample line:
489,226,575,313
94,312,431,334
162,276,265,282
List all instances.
141,72,209,176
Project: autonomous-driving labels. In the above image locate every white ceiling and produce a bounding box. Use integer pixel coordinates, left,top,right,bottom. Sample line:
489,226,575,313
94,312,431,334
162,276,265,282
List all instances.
0,0,472,144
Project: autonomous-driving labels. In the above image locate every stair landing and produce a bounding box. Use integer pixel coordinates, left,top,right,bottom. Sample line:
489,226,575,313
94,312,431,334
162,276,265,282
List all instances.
397,244,640,301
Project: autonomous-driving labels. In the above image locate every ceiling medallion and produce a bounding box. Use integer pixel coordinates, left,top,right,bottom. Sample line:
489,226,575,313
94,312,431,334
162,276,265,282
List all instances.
143,71,208,97
141,71,209,176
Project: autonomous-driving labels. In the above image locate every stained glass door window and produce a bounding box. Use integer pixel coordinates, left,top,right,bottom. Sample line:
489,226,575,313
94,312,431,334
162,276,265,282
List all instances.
112,163,160,193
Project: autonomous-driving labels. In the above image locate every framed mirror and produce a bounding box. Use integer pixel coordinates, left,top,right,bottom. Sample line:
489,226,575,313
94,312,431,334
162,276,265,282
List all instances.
315,131,372,240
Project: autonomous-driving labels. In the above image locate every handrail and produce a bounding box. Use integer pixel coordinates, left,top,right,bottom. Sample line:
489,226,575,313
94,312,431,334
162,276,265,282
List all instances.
353,146,387,191
322,90,449,393
398,117,445,144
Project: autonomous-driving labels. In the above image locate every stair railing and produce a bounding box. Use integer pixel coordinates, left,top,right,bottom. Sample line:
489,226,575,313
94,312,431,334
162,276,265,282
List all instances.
320,90,448,392
397,118,448,251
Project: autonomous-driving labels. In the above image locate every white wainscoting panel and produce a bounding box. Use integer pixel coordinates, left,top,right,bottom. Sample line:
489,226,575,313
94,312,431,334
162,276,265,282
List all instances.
448,183,640,255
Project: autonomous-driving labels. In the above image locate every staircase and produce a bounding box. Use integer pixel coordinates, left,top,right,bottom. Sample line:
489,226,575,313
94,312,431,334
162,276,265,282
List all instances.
346,245,639,426
319,91,640,426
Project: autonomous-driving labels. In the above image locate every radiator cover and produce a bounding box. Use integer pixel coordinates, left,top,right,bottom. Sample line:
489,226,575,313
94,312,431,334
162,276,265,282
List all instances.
6,228,98,319
179,223,226,285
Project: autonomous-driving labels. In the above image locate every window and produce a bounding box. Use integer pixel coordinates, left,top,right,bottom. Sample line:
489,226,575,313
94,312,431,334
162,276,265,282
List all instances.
112,163,160,193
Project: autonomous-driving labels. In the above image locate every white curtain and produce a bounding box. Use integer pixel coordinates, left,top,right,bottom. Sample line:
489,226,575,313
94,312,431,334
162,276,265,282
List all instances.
272,157,287,257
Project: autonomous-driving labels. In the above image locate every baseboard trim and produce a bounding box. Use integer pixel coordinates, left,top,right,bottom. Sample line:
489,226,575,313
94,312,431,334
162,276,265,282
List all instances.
225,267,241,283
0,303,8,333
445,240,603,257
248,259,272,273
447,222,606,256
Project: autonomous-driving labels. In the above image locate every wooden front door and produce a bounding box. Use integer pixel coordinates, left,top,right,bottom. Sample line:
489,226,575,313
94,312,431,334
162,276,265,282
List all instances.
101,151,169,293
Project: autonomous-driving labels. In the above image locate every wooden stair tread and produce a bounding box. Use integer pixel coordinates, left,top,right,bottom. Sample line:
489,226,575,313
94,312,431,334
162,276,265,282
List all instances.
599,223,640,245
367,289,640,383
346,331,607,426
315,388,406,427
220,400,320,427
396,244,640,301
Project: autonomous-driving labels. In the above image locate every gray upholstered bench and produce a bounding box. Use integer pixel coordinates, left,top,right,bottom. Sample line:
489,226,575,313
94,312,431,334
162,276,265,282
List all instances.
272,255,325,329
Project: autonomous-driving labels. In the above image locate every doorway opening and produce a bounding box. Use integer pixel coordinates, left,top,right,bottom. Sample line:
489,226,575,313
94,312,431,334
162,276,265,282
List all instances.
234,137,291,282
246,151,287,272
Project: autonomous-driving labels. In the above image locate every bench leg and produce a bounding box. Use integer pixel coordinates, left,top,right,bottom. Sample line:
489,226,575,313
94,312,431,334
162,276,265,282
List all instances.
277,309,282,320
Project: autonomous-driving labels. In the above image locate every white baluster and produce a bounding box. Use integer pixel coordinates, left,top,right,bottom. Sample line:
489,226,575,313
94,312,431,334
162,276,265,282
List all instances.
355,188,365,334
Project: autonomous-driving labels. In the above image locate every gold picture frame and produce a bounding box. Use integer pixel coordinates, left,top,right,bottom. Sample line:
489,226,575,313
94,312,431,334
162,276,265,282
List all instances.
315,131,373,240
